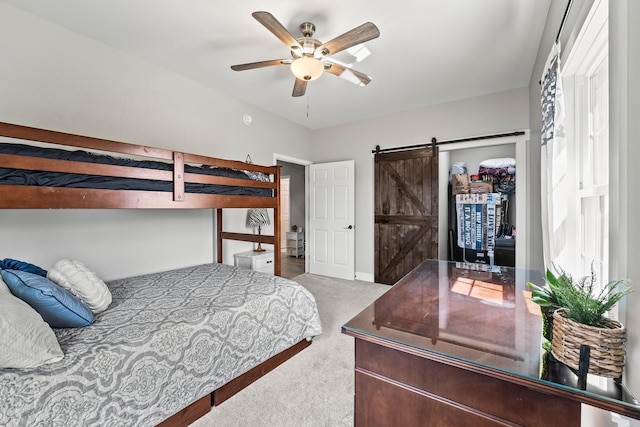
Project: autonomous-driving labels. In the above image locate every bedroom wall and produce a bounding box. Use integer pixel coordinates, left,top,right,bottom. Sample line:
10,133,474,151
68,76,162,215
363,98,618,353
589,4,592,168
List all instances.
0,3,313,280
529,0,640,406
310,87,530,280
610,0,640,401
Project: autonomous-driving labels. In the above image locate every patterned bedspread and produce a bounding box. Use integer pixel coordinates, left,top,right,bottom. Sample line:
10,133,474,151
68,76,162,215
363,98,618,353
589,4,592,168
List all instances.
0,263,322,426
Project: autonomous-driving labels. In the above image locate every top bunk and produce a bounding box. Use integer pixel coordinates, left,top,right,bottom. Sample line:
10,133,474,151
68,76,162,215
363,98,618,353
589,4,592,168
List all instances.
0,121,279,209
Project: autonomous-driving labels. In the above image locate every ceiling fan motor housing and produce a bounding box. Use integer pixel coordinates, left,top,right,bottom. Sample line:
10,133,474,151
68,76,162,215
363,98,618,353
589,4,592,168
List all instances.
294,38,321,57
299,22,315,37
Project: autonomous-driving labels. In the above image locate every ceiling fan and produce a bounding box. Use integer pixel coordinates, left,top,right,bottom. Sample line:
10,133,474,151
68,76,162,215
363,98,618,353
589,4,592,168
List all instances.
230,11,380,97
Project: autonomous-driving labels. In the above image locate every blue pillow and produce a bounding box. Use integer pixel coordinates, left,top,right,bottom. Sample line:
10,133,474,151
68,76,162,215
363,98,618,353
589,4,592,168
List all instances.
0,269,95,328
0,258,48,277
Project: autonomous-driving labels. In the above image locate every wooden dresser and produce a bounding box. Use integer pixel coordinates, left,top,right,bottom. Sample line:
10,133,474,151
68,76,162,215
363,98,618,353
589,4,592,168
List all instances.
342,260,640,426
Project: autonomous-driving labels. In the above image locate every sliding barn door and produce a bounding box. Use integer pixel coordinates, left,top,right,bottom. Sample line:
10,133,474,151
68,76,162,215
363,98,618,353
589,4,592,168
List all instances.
375,148,438,285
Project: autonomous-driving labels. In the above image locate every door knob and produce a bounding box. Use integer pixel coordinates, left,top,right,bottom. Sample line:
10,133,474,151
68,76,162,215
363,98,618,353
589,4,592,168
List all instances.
345,225,354,229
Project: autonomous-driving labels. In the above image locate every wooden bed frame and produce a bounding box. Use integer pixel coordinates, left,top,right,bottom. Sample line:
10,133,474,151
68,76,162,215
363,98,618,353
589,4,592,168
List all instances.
159,339,312,426
0,121,307,425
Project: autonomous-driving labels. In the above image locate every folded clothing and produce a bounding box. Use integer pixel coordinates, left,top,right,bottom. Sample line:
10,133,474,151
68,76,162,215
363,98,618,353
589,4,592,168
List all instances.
479,166,516,176
478,157,516,177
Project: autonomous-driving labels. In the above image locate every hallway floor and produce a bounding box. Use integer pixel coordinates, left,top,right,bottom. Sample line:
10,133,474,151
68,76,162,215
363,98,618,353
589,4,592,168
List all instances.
281,254,304,279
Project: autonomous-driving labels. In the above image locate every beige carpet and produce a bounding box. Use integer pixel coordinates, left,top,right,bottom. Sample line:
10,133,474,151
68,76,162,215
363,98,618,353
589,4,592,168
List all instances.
191,273,389,427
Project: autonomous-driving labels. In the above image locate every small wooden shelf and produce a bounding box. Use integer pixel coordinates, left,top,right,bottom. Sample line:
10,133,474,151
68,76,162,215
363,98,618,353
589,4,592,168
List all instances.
286,231,304,258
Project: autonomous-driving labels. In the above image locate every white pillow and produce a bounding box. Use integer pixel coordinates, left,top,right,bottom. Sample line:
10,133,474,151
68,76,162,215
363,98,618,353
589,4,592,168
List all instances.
47,260,112,314
0,275,64,368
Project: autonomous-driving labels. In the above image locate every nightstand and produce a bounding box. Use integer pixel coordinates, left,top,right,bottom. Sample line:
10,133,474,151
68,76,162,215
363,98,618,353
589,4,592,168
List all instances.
233,249,274,274
286,231,305,258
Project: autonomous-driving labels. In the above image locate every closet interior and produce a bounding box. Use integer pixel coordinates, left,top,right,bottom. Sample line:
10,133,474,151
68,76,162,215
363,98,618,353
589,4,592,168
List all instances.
446,144,517,268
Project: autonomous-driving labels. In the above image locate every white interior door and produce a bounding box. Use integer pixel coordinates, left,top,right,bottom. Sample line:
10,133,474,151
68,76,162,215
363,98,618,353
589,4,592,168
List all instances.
309,160,355,280
280,177,290,252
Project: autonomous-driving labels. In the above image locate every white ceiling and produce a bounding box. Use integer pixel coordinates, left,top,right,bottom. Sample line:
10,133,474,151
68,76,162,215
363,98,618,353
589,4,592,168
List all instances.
3,0,551,130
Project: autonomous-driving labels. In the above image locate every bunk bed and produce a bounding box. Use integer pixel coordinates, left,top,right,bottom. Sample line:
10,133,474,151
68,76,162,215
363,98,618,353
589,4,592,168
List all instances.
0,121,282,265
0,121,322,426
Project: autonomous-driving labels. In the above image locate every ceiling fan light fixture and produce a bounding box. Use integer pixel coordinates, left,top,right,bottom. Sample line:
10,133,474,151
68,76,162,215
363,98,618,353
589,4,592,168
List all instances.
290,56,324,81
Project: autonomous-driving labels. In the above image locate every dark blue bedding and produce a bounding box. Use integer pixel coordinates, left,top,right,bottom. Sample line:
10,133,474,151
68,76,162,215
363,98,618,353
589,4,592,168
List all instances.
0,143,271,196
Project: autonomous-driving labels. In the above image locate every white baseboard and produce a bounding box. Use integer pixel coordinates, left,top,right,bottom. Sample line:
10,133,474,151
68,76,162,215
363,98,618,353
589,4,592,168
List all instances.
355,272,374,282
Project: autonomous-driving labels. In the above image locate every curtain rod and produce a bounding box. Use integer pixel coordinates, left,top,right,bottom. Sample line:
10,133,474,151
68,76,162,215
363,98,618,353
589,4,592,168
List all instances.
556,0,574,43
537,0,574,86
372,131,525,155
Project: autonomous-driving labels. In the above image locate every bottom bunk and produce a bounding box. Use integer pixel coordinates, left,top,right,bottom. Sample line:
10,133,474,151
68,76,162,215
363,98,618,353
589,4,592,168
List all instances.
0,263,322,426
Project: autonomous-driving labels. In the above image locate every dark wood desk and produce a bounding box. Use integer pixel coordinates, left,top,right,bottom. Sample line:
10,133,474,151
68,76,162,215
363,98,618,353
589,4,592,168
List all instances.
342,260,640,426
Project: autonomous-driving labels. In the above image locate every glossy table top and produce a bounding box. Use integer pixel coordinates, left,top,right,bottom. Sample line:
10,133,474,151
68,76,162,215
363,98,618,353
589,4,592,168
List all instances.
342,259,640,418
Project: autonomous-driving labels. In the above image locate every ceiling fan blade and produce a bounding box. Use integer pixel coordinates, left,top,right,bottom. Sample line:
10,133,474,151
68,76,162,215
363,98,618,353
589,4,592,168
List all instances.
324,61,372,86
231,59,291,71
315,22,380,57
292,78,307,97
252,11,302,52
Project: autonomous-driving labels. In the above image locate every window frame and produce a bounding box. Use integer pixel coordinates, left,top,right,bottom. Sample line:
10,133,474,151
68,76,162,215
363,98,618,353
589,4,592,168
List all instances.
561,0,610,287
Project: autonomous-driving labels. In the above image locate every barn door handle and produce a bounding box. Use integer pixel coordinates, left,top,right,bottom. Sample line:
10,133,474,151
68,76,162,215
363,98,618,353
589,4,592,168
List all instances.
345,225,354,230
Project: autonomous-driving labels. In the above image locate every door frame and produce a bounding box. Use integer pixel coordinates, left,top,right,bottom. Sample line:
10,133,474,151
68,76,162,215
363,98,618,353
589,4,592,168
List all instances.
280,175,291,251
274,153,312,273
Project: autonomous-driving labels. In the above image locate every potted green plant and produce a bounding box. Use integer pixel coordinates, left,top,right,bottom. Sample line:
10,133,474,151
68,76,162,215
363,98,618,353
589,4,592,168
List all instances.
552,268,631,327
532,265,632,378
527,268,573,345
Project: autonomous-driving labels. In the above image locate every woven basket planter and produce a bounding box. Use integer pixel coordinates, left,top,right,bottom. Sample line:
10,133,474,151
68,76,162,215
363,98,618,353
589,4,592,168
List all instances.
551,308,626,378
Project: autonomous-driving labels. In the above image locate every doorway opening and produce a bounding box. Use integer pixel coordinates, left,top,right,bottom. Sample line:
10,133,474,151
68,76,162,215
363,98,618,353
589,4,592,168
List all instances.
275,154,310,279
437,133,528,268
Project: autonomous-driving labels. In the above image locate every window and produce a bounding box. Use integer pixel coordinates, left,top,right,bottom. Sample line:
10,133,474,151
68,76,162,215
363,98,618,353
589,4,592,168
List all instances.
562,0,609,286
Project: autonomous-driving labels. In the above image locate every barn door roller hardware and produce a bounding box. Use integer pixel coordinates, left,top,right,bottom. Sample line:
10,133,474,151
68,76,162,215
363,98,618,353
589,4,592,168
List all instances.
373,131,525,155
